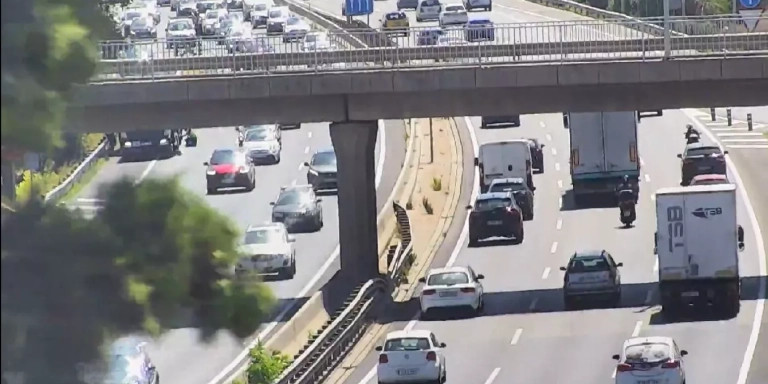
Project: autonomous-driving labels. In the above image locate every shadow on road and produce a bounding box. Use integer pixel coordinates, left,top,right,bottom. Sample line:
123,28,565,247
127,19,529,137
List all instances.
560,189,619,212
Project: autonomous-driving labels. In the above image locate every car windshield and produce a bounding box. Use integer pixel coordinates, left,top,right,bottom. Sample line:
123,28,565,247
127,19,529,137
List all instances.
311,152,336,166
210,150,236,165
445,5,463,11
286,17,301,25
386,13,405,20
474,197,511,211
125,11,142,20
206,11,220,19
421,0,440,6
427,271,469,285
253,3,267,10
569,255,610,272
489,182,525,193
685,146,721,158
384,338,431,351
133,18,149,27
169,20,193,30
200,2,218,10
244,228,284,244
245,129,272,141
276,190,311,206
269,9,283,18
624,342,671,364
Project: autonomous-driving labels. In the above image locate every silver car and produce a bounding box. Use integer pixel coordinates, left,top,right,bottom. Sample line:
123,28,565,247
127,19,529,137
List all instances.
560,249,623,309
239,125,281,164
270,185,324,233
237,223,296,279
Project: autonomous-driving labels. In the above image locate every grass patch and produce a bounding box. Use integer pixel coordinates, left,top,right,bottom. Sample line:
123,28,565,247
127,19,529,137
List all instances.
431,177,442,192
422,197,433,215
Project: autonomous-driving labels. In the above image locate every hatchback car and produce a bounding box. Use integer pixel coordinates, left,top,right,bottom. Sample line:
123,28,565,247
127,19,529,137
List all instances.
103,337,159,384
527,138,545,173
283,16,310,42
463,0,491,11
439,3,468,26
487,177,534,220
560,249,623,309
397,0,419,9
302,32,333,51
677,143,727,186
239,125,281,164
270,185,324,232
613,336,688,384
266,6,289,33
304,148,338,192
236,223,296,279
464,17,494,42
418,266,484,318
375,330,447,384
467,191,524,246
204,149,256,193
381,11,410,36
416,0,442,22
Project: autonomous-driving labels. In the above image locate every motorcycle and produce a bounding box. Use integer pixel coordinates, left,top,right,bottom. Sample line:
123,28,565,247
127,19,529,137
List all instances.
685,128,701,145
617,189,636,227
236,127,244,147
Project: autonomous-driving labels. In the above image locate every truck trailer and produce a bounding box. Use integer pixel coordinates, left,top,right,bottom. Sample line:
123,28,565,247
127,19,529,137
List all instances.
565,111,640,205
654,184,745,316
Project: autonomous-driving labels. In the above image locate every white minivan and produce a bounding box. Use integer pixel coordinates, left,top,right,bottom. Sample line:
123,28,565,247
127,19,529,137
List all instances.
476,140,534,192
416,0,442,22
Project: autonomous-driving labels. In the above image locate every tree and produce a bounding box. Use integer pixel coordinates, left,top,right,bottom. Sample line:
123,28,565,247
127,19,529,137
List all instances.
246,344,292,384
1,177,275,383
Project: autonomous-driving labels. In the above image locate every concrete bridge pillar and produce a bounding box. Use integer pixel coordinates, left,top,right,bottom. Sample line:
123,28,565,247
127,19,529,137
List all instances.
329,121,380,284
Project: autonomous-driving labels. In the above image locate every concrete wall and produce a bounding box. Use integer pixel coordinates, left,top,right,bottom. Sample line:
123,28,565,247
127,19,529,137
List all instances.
66,57,768,132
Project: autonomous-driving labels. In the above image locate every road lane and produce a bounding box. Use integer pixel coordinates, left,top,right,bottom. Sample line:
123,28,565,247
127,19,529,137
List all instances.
345,111,765,384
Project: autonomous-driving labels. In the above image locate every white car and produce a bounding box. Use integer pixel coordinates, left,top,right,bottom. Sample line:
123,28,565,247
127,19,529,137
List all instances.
463,0,491,11
266,6,289,33
613,336,688,384
240,125,281,164
120,8,151,36
439,3,468,26
418,266,484,318
202,9,229,36
302,32,333,51
376,330,447,384
236,223,296,279
249,2,270,27
283,16,310,42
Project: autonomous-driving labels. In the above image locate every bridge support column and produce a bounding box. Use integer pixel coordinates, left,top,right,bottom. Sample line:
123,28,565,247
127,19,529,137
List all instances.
330,121,379,284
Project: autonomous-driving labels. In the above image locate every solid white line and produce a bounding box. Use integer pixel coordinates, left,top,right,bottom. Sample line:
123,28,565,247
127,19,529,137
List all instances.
446,117,481,268
551,148,557,156
304,146,310,154
484,368,501,384
631,321,643,337
550,242,558,254
559,196,563,209
557,180,563,189
77,198,104,203
214,122,388,384
644,290,653,306
555,162,561,171
708,121,731,126
307,131,312,138
726,145,768,149
717,132,766,137
545,133,552,141
510,329,523,345
291,179,297,186
721,139,768,143
653,258,659,272
135,160,157,185
556,218,563,230
685,109,767,384
611,368,617,379
297,162,304,170
375,120,386,189
639,157,646,167
644,174,651,182
541,267,551,279
711,127,752,131
541,122,547,128
528,298,539,311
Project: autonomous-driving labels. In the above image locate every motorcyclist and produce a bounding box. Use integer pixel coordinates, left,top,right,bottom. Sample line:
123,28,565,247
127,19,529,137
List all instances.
685,124,700,144
616,175,633,194
617,175,637,226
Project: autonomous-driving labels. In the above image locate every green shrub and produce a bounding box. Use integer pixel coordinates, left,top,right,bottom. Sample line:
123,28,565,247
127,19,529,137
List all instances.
431,177,442,192
422,197,433,215
246,343,292,384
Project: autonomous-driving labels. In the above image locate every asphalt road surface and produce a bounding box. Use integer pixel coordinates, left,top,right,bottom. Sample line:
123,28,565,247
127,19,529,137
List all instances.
341,110,767,384
67,120,405,384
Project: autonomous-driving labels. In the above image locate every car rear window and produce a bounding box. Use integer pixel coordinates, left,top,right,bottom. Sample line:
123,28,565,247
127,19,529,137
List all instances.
386,12,405,20
384,338,431,351
569,256,610,272
420,0,440,6
624,342,671,364
685,146,721,158
468,19,491,25
311,152,337,166
445,5,463,11
210,150,236,165
474,197,511,211
427,271,469,285
489,182,525,193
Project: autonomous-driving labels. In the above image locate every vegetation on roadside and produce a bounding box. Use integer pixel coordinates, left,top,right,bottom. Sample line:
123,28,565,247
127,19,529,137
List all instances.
431,177,443,192
246,343,292,384
1,177,276,382
422,196,434,215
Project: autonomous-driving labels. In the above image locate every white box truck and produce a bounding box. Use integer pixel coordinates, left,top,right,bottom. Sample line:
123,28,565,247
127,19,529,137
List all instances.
564,111,640,204
475,140,534,192
654,184,745,315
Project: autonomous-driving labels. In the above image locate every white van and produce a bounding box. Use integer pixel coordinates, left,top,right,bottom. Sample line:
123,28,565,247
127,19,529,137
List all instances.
416,0,442,22
476,140,533,192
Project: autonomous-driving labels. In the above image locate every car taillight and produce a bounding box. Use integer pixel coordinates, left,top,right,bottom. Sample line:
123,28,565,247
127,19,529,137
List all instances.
683,159,694,165
507,208,520,217
616,363,634,372
422,289,436,295
239,166,248,173
661,361,680,369
379,354,388,364
426,351,437,361
460,287,475,293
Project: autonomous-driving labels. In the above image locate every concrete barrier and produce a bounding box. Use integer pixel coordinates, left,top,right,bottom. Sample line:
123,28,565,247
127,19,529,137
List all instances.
43,139,107,203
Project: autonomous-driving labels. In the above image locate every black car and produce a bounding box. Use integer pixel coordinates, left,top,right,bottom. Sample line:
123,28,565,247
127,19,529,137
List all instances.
270,185,324,232
176,7,202,35
104,337,159,384
560,250,622,309
480,115,520,128
467,191,524,246
304,148,337,192
487,177,534,220
527,138,545,173
119,130,180,160
204,149,256,193
677,143,727,186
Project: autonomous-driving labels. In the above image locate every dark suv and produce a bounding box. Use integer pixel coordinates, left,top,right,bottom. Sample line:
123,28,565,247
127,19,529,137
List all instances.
270,185,324,232
487,177,535,220
304,148,337,192
677,143,727,186
467,192,524,246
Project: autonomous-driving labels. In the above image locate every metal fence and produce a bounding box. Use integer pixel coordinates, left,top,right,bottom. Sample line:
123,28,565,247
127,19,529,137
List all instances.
94,15,768,81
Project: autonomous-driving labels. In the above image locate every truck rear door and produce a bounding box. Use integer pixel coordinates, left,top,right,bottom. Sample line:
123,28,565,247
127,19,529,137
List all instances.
480,142,527,185
601,112,639,175
683,190,738,278
568,113,605,177
655,193,689,280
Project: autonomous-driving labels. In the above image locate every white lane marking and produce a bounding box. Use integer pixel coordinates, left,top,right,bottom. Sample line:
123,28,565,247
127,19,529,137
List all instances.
551,148,557,156
685,109,767,384
375,120,386,189
631,321,643,337
136,160,157,184
528,298,539,311
304,146,310,154
446,117,481,267
484,368,501,384
559,196,563,209
297,162,304,171
653,258,659,272
644,174,651,182
540,122,546,128
545,133,552,141
726,145,768,149
214,123,388,384
644,290,653,306
550,242,558,254
639,157,645,167
721,138,768,143
711,127,755,131
541,267,551,279
554,162,561,172
556,218,563,230
557,180,563,189
307,131,312,138
77,198,104,203
611,368,617,379
291,179,297,186
650,194,656,201
510,328,524,345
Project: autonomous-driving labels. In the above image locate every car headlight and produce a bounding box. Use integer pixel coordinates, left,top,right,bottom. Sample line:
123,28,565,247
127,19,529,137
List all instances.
123,142,132,147
308,169,318,176
206,170,216,175
159,138,168,145
270,145,279,153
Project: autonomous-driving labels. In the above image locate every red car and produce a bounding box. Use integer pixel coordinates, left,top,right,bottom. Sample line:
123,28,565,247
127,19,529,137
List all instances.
204,149,256,194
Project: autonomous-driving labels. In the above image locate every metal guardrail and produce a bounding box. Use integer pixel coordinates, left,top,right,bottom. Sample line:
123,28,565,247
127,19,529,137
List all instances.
388,202,414,284
43,139,107,203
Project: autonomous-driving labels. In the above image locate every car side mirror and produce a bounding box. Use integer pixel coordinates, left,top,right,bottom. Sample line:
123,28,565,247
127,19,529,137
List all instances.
676,154,682,159
680,350,688,356
559,266,567,271
723,150,729,155
465,205,473,210
531,187,537,192
616,262,624,267
287,236,296,242
418,277,426,283
612,354,620,360
203,162,209,166
269,202,275,205
375,346,383,351
540,144,545,148
473,157,479,166
439,342,446,348
303,161,310,167
476,274,485,279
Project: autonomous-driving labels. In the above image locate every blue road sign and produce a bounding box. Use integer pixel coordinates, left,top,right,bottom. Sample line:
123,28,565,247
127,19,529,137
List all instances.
344,0,374,16
739,0,761,9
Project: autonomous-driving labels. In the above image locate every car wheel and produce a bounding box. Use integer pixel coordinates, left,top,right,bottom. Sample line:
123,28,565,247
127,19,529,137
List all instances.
564,296,575,310
512,227,524,244
613,291,621,307
207,186,216,194
419,309,431,320
487,5,492,10
246,178,255,191
468,234,479,247
289,261,297,278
